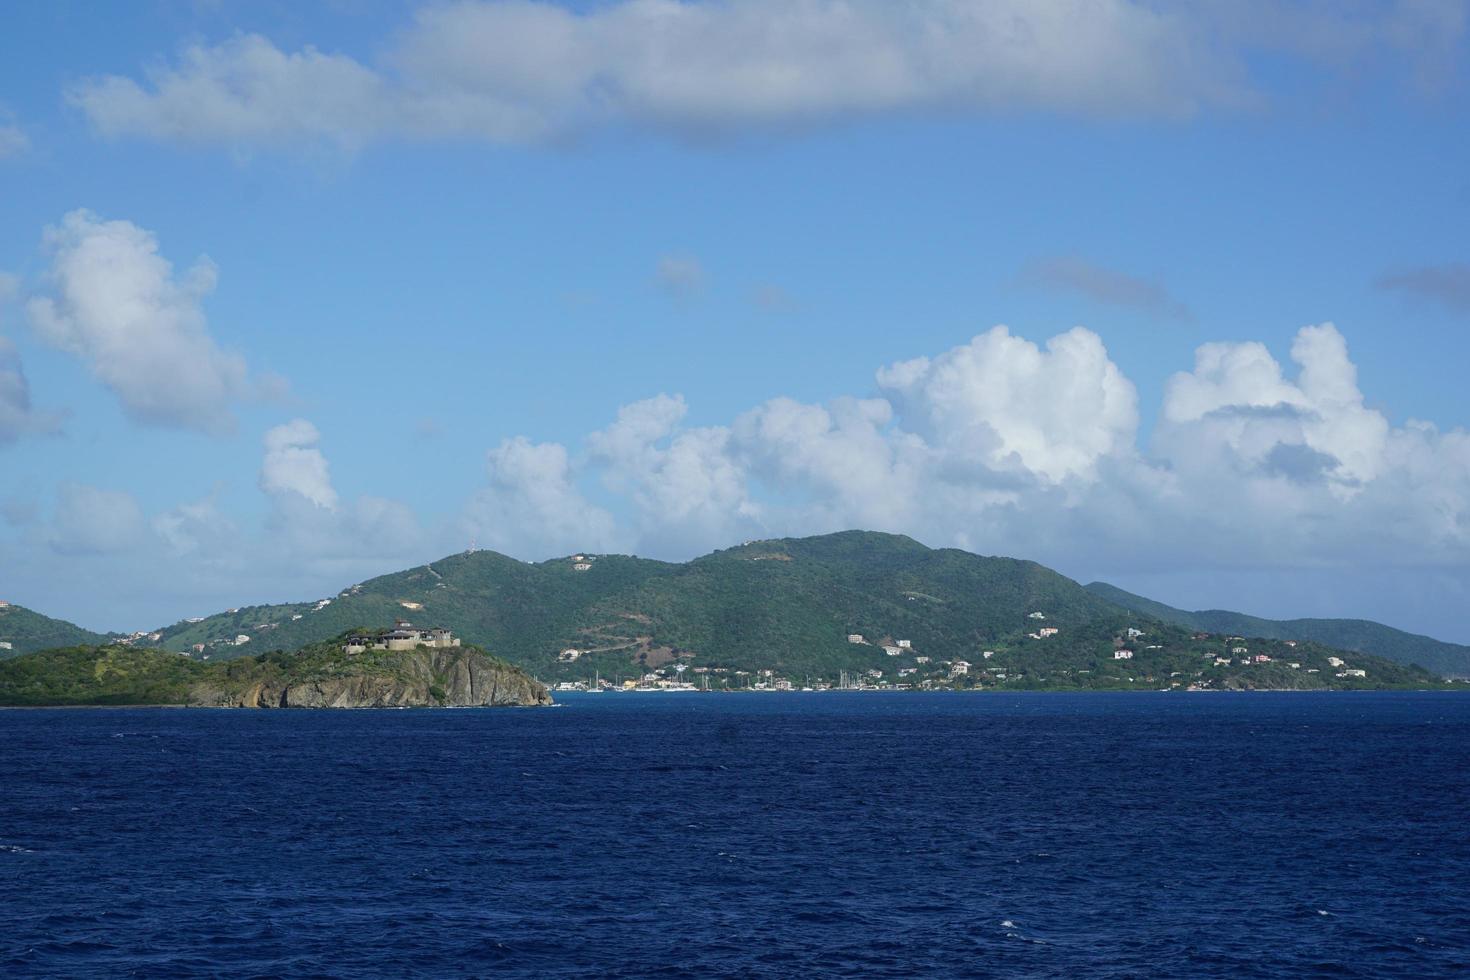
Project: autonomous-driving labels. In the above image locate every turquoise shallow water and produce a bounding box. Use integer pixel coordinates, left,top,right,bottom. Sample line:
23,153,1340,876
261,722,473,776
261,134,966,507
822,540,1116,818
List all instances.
2,691,1469,977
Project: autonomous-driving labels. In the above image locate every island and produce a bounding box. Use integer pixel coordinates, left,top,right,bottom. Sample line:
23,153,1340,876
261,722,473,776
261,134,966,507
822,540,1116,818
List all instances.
0,628,551,708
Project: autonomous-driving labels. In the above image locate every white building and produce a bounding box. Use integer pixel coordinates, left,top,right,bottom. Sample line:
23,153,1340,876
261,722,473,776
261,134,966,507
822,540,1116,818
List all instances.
950,660,971,676
847,634,866,644
1326,656,1344,668
573,563,593,572
883,646,902,656
915,656,931,664
1028,612,1046,620
897,639,912,649
234,634,250,646
558,648,582,662
1114,649,1134,660
0,641,11,651
1126,628,1145,639
982,651,994,659
1338,668,1367,678
1039,627,1059,638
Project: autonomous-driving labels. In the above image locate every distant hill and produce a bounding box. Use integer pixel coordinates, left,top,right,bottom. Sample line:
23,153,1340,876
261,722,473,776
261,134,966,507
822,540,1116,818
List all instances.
1085,582,1470,679
0,603,110,658
98,530,1446,691
144,531,1121,675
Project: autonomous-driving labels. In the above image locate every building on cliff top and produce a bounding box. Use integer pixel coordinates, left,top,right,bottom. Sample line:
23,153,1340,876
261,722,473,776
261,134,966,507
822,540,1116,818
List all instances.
344,620,461,654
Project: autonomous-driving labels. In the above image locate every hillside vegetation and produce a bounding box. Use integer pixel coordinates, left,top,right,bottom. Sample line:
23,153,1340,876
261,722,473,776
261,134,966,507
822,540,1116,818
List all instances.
0,604,110,658
123,532,1448,690
0,637,549,708
1086,582,1470,679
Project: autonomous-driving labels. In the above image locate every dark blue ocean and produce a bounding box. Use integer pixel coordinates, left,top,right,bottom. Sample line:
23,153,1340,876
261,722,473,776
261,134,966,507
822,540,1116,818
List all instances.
3,693,1469,978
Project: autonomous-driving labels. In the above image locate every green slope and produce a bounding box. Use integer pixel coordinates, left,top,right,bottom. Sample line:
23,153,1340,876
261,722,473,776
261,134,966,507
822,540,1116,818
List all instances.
142,531,1118,675
0,603,111,658
1085,582,1470,678
0,637,547,708
115,530,1450,689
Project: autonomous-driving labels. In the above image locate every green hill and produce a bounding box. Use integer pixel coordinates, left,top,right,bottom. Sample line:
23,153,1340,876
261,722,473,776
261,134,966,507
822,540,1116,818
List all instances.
119,531,1446,690
0,637,549,708
1085,582,1470,679
0,603,111,658
144,532,1118,674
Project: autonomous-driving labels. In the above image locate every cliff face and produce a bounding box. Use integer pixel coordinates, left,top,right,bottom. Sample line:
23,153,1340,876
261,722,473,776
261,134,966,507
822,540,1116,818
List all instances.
188,647,552,709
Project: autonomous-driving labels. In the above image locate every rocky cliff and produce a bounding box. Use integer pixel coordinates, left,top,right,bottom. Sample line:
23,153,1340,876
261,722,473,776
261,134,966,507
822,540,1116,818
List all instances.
187,646,552,709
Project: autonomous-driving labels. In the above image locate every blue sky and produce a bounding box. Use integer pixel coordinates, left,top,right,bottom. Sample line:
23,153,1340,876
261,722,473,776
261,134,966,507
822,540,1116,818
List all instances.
2,1,1469,641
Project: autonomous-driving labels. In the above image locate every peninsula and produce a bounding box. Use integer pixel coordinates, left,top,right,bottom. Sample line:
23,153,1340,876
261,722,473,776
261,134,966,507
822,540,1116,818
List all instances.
0,630,551,708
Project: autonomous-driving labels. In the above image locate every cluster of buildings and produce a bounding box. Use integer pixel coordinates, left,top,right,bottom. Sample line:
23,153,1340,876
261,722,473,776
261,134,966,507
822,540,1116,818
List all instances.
344,621,461,654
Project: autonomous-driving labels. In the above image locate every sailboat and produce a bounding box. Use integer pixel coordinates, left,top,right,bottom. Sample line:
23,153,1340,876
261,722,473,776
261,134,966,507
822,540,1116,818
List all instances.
587,669,604,693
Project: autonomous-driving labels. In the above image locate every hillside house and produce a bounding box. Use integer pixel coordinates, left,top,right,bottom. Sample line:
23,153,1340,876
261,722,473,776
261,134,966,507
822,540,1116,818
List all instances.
1028,612,1046,620
847,634,866,644
344,621,462,653
573,562,593,571
1039,627,1059,638
915,656,931,663
1338,668,1367,678
982,651,994,659
1327,656,1344,667
950,660,971,676
897,639,912,649
1114,649,1134,660
0,641,11,651
558,648,582,662
883,645,902,656
234,634,250,645
1252,654,1273,663
1231,646,1248,654
1126,628,1145,639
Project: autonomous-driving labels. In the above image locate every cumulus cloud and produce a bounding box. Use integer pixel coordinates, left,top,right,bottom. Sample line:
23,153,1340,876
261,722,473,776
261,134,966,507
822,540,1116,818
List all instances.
466,320,1470,605
1022,256,1192,322
65,0,1464,151
26,210,255,434
1377,262,1470,314
877,326,1138,483
589,394,759,552
260,419,338,509
461,436,620,556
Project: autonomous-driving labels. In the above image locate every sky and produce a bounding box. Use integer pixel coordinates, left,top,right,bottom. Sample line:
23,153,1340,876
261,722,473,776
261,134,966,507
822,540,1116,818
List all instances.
2,0,1470,642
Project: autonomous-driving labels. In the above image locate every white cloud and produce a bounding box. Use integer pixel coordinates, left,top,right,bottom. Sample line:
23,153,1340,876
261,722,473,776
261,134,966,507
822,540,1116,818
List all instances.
1159,323,1388,491
67,1,1464,151
50,483,147,555
260,419,338,509
27,210,254,434
589,394,759,552
876,326,1138,484
461,436,620,556
485,322,1470,600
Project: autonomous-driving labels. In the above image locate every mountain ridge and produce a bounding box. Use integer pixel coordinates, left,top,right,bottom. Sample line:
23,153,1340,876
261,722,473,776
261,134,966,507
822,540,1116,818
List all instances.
1085,581,1470,678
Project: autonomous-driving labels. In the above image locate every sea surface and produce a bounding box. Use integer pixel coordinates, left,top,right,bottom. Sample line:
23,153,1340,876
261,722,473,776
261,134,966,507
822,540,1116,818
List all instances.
3,692,1469,978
